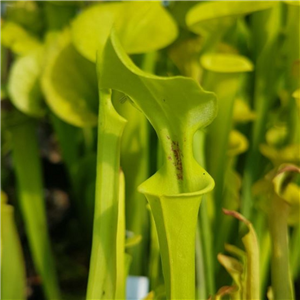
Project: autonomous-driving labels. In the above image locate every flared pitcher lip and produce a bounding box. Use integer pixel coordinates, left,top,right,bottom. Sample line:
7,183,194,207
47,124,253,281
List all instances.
137,173,215,199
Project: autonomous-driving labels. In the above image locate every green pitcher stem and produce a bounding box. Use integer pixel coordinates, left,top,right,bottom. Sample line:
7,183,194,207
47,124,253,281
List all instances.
149,209,162,290
259,230,271,299
125,115,149,276
290,225,300,279
115,171,126,299
194,129,215,297
10,120,61,300
242,3,283,222
125,52,156,275
241,103,268,221
269,196,294,300
87,89,126,299
1,198,26,300
147,194,202,300
204,73,240,229
83,127,94,154
50,113,79,176
196,224,207,299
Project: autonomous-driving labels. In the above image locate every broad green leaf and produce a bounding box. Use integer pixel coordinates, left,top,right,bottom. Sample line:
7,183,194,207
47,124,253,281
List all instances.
42,30,98,127
8,46,45,117
1,22,41,55
186,1,275,35
97,30,216,300
71,2,178,62
115,2,177,55
71,2,121,62
1,192,26,300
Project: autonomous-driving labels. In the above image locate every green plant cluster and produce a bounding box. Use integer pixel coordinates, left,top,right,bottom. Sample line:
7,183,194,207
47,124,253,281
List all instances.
1,1,299,300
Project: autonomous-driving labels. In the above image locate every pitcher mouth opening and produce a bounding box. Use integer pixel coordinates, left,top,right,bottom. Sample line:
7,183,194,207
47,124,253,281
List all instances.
137,170,215,199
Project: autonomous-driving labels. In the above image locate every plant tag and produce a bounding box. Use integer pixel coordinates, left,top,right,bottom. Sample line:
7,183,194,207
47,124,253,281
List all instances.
126,276,149,300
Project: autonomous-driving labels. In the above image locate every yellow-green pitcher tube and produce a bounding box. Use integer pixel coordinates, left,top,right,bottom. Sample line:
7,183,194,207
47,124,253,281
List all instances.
269,196,294,300
146,193,203,300
98,30,217,300
87,89,127,300
139,131,215,300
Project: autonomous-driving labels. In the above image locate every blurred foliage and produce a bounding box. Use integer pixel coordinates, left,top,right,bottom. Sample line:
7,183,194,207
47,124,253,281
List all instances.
1,1,299,300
